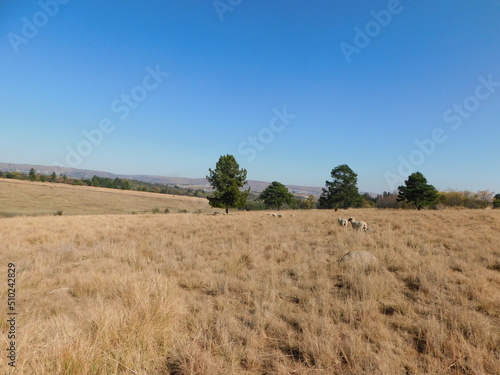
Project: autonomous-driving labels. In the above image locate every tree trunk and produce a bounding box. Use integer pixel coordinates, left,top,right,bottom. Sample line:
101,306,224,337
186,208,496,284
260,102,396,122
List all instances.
225,207,229,214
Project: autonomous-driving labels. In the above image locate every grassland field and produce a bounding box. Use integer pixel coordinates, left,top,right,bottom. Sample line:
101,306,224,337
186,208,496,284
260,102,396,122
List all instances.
0,179,212,217
0,179,499,374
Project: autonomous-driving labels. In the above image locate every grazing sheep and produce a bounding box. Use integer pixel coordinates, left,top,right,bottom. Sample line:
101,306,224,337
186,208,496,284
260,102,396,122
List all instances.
277,214,284,218
337,218,348,227
348,217,368,232
271,213,277,217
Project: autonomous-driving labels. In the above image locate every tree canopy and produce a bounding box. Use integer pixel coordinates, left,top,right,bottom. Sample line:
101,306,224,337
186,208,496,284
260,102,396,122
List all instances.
206,154,249,214
397,172,438,210
29,168,36,181
493,193,500,209
318,164,362,209
259,181,294,211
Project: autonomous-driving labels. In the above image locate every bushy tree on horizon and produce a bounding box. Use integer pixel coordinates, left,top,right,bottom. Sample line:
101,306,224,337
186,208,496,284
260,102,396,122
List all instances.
29,168,36,181
259,181,294,211
318,164,362,209
397,172,438,210
493,193,500,209
206,154,249,214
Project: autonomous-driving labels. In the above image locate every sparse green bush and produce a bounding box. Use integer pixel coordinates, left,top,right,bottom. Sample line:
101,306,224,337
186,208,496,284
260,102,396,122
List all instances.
438,190,493,209
54,210,63,216
152,208,160,214
244,200,267,211
376,192,405,209
164,208,170,214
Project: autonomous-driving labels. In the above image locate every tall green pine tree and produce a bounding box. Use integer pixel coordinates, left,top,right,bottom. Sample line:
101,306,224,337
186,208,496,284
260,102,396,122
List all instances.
318,164,362,209
206,154,250,214
397,172,438,210
259,181,294,211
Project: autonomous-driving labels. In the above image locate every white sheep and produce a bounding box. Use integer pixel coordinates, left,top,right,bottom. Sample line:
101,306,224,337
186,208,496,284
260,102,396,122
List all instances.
337,218,348,227
277,213,284,218
271,213,277,217
348,217,368,232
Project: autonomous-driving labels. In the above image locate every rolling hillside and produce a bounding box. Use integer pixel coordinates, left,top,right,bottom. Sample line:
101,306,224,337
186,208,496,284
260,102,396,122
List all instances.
0,178,212,217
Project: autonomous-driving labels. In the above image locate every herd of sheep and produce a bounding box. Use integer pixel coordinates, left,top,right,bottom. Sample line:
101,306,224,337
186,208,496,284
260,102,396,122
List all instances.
338,217,369,232
267,212,369,232
270,213,295,218
212,211,370,233
267,213,374,266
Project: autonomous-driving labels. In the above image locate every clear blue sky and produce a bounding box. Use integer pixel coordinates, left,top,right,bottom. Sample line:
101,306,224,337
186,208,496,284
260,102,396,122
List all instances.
1,0,499,193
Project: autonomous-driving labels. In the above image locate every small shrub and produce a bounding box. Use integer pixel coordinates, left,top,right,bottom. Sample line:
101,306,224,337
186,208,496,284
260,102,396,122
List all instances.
178,209,188,213
152,208,160,214
54,210,63,216
164,208,170,214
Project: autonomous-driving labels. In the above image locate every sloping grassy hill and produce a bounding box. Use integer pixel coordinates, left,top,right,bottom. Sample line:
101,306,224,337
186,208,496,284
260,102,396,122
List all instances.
0,179,212,217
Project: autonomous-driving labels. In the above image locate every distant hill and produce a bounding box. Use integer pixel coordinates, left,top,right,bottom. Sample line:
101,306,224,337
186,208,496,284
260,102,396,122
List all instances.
0,162,325,196
0,178,211,217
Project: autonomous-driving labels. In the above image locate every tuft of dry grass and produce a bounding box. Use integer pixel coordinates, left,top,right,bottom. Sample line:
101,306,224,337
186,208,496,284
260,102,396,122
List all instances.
0,209,499,374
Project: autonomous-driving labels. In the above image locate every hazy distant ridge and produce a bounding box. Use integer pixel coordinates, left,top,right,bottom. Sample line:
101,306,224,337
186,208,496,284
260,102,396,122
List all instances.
0,162,324,196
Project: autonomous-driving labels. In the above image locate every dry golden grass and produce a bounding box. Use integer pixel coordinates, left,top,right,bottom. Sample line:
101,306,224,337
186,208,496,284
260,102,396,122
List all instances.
0,179,211,216
0,209,499,374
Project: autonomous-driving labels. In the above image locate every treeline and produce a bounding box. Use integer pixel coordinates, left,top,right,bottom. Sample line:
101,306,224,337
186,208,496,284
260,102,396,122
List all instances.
244,193,319,211
374,190,500,209
3,166,499,211
244,192,376,211
0,169,209,199
206,156,500,212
